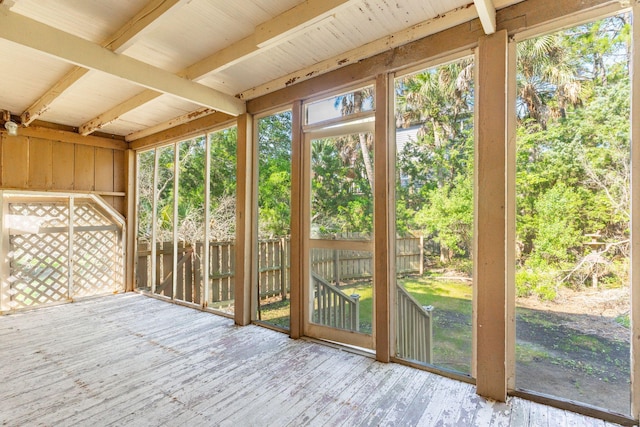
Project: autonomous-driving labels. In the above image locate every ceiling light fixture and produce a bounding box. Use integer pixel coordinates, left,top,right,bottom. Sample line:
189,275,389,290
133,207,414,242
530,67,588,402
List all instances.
4,120,18,136
2,110,18,136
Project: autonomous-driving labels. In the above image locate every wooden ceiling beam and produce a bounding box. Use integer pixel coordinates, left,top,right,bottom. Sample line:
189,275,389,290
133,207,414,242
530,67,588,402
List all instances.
0,7,245,117
20,0,185,126
79,90,162,136
474,0,497,34
80,0,353,136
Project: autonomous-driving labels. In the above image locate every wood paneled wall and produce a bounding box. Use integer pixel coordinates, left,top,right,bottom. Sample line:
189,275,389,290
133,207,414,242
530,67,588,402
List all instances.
0,129,127,214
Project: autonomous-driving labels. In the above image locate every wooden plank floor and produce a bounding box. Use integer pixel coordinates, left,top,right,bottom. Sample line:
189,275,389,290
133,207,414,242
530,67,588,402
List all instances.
0,293,626,426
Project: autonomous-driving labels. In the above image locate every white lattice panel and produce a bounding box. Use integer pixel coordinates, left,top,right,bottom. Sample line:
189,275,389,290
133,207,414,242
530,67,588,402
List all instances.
10,202,69,228
3,197,124,311
8,202,70,309
74,202,112,227
73,230,123,297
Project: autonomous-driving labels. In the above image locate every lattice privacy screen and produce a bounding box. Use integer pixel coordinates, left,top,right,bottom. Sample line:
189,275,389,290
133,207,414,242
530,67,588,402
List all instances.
1,194,125,312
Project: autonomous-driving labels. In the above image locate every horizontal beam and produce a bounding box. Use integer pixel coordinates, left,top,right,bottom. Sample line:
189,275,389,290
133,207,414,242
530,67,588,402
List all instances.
254,0,348,47
83,0,351,135
18,126,129,151
105,0,184,54
130,111,234,150
0,7,245,116
184,0,352,79
21,67,90,126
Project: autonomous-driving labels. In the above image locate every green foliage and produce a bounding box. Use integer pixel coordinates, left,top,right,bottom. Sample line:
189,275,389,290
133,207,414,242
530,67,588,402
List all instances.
615,314,630,329
395,58,475,260
529,183,584,266
311,134,373,237
258,112,292,238
415,173,473,256
512,14,631,299
515,268,557,300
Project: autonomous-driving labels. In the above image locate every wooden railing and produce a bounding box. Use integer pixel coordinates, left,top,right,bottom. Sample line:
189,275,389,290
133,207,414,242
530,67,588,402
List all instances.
311,272,360,331
396,283,433,364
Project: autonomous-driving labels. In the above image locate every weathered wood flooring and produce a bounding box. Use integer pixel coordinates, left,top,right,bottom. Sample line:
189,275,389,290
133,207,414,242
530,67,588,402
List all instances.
0,293,626,426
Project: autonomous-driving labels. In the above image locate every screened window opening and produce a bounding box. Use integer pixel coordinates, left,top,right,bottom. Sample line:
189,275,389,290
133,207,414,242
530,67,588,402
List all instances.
256,111,293,329
513,14,631,415
393,56,475,375
135,126,237,314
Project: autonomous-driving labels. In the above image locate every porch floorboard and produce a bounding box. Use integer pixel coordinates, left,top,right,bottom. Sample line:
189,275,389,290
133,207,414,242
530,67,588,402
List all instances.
0,293,624,426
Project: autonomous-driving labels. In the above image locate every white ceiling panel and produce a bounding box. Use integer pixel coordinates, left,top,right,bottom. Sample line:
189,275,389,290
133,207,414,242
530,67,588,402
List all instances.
121,0,303,73
10,0,149,43
35,70,143,127
0,39,75,114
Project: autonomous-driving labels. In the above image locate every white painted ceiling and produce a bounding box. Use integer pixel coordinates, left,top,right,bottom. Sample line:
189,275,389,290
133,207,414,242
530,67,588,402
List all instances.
0,0,516,141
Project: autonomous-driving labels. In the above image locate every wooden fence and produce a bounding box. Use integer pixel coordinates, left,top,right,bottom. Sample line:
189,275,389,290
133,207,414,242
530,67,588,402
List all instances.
136,235,423,307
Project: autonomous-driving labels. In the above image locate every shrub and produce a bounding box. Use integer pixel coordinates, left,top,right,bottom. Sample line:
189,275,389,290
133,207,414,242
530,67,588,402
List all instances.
515,268,557,301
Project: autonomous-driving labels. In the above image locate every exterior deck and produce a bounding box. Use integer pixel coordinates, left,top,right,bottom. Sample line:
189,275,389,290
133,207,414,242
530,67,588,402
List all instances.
0,293,625,426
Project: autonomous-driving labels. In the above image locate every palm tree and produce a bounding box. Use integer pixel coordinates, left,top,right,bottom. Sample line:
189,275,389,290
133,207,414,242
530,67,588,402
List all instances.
516,33,581,127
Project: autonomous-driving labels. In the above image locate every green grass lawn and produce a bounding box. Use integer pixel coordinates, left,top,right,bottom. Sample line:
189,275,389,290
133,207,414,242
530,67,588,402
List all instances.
400,277,473,373
340,277,473,373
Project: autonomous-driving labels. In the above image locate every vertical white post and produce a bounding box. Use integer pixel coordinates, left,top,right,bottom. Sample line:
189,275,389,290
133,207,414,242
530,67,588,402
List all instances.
172,143,179,300
151,148,159,294
203,134,211,308
68,196,75,300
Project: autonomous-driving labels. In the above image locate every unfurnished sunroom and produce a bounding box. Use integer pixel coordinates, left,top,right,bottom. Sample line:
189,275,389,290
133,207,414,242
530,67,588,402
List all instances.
1,0,639,425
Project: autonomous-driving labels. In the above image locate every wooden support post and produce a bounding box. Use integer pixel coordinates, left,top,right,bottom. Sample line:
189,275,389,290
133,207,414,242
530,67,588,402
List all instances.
203,134,211,307
172,145,179,301
374,73,393,363
290,100,304,339
235,113,254,326
124,149,136,292
474,29,508,402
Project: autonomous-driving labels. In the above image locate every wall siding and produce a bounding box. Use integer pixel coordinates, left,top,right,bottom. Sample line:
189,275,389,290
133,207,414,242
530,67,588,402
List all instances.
0,133,126,214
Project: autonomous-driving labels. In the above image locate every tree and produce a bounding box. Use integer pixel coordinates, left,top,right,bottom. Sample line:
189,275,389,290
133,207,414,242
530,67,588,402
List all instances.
258,111,292,238
514,14,631,297
395,59,475,261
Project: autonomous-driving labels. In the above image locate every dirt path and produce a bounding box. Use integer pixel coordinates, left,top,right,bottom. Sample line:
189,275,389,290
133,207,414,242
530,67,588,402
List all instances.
517,287,631,414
